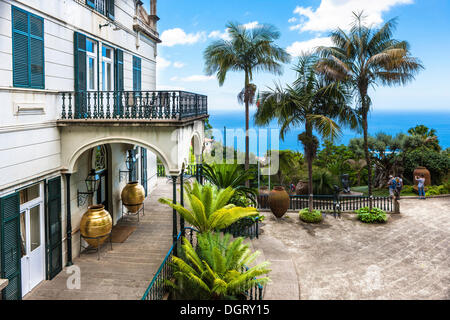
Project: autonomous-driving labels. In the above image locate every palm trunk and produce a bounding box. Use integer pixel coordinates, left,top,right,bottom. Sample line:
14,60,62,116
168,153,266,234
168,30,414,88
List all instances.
362,106,373,210
306,122,314,212
244,71,250,187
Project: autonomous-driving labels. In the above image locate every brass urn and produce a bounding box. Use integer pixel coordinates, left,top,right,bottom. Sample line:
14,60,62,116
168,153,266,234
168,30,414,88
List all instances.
80,205,112,248
121,181,145,213
268,186,290,218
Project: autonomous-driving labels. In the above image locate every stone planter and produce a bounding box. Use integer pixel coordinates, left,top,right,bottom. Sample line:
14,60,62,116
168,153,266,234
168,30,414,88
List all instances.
268,186,290,218
121,181,145,213
80,205,112,248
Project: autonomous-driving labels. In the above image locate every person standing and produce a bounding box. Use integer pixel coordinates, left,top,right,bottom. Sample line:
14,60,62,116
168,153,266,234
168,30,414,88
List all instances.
415,174,426,199
395,175,403,199
388,175,396,198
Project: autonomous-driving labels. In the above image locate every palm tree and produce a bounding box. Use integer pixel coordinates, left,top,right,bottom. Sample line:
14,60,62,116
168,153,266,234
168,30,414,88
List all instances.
255,54,358,212
204,22,290,186
345,158,367,186
407,125,440,151
316,11,423,202
158,182,258,233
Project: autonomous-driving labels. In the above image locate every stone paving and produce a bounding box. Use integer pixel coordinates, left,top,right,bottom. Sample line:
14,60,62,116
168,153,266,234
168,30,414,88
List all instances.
254,197,450,300
25,178,175,300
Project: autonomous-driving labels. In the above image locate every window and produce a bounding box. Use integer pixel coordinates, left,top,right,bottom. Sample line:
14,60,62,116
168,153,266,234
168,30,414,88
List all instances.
86,39,97,91
12,6,44,88
102,45,114,91
86,0,114,20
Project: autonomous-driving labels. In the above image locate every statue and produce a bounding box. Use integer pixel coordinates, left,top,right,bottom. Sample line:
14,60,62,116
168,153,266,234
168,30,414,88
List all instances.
341,174,351,193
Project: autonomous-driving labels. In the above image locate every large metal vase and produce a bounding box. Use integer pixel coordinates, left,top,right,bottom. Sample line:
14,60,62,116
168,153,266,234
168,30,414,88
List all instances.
413,166,431,190
268,186,290,218
121,181,145,213
80,205,112,248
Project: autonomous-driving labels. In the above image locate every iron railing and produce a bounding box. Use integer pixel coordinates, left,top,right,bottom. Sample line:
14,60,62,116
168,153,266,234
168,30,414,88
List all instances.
59,90,207,120
221,217,260,240
257,194,393,212
142,227,264,301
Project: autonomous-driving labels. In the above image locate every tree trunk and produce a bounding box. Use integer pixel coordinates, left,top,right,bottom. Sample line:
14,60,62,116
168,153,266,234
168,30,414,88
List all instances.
362,106,373,210
244,71,250,187
306,122,314,213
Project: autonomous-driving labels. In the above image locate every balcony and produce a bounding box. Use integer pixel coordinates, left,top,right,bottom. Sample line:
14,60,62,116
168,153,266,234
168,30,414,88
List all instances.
58,90,208,123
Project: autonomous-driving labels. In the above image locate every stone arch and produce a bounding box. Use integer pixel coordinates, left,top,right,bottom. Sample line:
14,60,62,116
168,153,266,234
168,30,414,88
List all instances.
190,131,203,157
66,136,174,174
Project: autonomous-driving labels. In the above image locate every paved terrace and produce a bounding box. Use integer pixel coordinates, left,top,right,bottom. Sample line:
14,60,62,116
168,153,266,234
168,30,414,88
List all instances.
25,178,175,300
254,197,450,300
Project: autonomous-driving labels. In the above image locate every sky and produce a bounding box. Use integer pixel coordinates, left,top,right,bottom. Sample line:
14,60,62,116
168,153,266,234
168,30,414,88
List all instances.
143,0,450,114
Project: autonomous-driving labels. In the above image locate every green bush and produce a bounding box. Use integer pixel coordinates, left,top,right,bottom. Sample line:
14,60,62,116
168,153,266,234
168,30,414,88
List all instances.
401,185,414,194
356,207,387,223
426,185,445,196
299,208,323,223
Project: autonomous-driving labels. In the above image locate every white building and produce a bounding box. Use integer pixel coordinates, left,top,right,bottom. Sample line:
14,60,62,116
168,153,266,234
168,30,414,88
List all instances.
0,0,206,300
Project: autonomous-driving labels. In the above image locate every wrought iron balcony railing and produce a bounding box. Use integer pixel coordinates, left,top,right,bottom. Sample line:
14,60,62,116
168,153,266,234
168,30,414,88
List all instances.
59,90,208,121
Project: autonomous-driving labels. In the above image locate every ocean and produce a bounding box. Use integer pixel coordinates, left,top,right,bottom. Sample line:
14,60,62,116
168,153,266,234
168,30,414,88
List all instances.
208,110,450,155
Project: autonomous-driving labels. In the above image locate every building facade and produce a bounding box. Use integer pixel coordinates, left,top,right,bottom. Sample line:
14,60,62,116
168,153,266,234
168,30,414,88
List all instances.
0,0,206,300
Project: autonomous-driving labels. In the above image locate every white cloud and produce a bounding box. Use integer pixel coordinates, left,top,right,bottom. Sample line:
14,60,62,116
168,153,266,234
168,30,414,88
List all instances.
160,28,206,47
171,75,216,82
242,21,260,29
173,62,185,68
286,37,333,57
288,17,297,23
208,30,231,41
156,56,171,71
290,0,413,33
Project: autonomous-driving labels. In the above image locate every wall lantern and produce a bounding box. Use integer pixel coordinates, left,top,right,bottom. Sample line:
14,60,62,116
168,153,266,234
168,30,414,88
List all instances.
119,150,137,182
77,169,100,206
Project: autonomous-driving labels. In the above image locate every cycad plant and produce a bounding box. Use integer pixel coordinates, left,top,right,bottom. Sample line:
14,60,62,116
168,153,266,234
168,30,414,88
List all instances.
167,233,270,300
158,182,258,233
201,163,257,206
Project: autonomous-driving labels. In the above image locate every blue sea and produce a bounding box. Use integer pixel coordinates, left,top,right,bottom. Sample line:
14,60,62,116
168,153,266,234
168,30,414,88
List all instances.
208,110,450,155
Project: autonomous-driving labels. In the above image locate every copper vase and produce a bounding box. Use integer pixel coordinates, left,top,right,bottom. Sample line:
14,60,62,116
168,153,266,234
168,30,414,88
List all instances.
268,186,290,218
80,205,112,248
121,181,145,213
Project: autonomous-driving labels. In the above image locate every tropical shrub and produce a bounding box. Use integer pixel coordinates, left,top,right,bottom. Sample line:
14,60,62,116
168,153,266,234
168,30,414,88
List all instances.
356,207,387,223
201,163,258,206
167,233,270,300
159,182,258,233
299,208,323,223
425,184,450,196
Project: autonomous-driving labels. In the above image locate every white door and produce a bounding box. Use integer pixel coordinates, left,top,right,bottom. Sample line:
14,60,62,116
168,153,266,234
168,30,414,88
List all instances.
20,199,45,296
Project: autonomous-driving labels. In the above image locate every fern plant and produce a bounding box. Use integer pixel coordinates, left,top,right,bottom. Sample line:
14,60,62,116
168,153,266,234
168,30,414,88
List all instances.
159,182,258,233
167,233,270,300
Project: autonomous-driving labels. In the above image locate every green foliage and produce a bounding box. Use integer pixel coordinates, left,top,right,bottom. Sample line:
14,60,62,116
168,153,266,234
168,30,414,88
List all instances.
356,207,388,223
201,163,257,206
158,182,258,233
425,183,450,196
407,125,440,152
299,208,323,223
312,168,337,194
402,146,450,185
167,233,270,300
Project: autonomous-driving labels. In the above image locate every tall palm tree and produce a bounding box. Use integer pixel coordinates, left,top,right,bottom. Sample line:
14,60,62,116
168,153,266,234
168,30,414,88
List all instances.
255,54,358,212
204,22,290,186
316,11,423,202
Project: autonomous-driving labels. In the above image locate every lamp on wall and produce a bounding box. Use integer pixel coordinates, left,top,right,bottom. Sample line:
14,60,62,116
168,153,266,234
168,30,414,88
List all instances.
99,22,111,29
77,169,100,206
119,150,137,182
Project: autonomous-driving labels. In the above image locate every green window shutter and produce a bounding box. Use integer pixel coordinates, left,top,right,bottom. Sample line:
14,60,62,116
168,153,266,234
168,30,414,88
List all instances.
114,48,123,116
12,7,29,87
29,15,44,88
12,7,44,89
106,0,115,20
46,177,62,280
74,32,87,118
132,56,141,92
0,193,22,300
86,0,95,8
